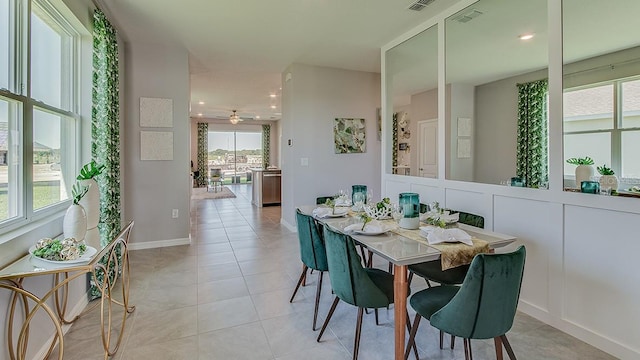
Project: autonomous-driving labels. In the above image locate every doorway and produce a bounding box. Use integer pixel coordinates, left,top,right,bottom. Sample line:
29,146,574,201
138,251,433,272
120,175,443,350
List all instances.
418,119,438,178
208,131,262,184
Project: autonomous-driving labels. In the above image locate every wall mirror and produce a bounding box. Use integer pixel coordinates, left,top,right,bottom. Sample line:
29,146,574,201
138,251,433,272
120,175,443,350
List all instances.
385,24,438,178
444,0,548,188
562,0,640,196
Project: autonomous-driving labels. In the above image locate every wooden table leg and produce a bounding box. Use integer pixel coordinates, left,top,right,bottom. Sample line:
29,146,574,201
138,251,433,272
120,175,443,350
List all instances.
394,264,408,360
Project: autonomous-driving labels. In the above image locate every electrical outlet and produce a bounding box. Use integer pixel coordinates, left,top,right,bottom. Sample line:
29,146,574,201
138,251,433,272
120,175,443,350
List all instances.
172,209,179,218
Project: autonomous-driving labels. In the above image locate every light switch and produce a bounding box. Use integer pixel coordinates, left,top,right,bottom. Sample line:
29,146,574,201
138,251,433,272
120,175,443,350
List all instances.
301,158,309,166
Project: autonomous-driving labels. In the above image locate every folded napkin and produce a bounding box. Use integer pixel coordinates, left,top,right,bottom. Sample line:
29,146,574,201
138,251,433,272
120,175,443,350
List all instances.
344,220,384,233
334,196,352,206
419,226,473,245
312,207,347,218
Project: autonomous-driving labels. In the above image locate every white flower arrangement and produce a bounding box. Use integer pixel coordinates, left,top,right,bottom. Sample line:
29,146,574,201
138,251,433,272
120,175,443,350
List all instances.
422,202,459,228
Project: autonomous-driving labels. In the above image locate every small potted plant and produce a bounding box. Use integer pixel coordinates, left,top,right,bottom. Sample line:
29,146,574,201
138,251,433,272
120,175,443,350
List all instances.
566,157,594,189
597,164,618,192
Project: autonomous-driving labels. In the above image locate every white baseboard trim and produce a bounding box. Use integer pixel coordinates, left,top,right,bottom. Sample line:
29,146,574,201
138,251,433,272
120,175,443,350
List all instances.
32,292,90,360
128,237,191,250
519,301,639,359
280,218,296,233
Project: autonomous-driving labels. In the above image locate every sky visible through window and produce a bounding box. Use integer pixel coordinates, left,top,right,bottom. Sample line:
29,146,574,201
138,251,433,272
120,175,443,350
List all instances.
208,131,261,151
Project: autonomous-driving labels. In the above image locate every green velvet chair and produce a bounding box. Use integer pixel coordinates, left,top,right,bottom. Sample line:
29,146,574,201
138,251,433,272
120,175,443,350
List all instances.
290,208,329,330
317,226,417,360
316,196,335,205
404,246,526,360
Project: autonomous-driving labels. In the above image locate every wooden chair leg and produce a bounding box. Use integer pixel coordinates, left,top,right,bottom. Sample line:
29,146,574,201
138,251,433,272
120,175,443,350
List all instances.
500,335,517,360
312,271,324,331
405,311,419,359
494,337,504,360
404,313,421,360
353,307,365,360
317,296,340,342
289,264,308,303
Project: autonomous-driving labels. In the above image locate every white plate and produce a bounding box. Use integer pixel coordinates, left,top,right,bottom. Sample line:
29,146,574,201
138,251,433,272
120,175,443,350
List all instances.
325,208,349,217
353,227,392,235
29,245,97,265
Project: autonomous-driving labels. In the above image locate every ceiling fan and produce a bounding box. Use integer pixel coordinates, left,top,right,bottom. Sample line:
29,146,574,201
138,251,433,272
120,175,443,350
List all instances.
229,110,243,124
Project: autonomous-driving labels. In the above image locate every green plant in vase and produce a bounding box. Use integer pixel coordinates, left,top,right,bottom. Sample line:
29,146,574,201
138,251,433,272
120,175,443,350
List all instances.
597,164,618,192
77,160,106,180
71,182,89,204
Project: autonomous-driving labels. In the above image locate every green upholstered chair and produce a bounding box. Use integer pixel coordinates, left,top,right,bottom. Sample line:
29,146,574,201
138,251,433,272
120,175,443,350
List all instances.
316,196,335,205
404,246,526,360
317,226,417,360
408,211,485,288
290,208,329,330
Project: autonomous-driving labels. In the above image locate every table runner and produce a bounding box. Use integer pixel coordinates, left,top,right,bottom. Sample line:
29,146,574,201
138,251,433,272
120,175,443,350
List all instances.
382,220,489,270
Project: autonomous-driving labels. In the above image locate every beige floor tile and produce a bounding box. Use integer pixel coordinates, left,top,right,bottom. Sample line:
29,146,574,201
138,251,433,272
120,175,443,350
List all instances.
121,335,198,360
197,296,260,333
126,306,198,348
198,322,274,360
197,277,249,304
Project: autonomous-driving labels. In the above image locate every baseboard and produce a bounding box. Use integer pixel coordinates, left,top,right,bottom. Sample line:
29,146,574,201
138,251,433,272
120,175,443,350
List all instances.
31,292,90,360
519,301,639,359
128,237,191,250
280,218,296,233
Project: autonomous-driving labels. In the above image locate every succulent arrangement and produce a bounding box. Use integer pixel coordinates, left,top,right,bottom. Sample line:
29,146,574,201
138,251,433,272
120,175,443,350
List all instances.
566,157,594,166
33,237,87,261
423,202,459,228
596,164,615,175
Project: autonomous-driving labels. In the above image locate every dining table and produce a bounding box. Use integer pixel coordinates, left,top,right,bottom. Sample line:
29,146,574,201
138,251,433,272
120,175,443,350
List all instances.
298,205,517,360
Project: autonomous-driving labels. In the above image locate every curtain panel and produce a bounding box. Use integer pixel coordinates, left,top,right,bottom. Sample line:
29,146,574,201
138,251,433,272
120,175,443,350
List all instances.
196,123,208,186
516,79,549,188
91,8,121,298
262,124,271,169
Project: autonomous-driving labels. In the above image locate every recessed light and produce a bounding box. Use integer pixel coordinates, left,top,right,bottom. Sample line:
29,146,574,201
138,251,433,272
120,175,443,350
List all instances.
269,94,276,98
198,101,205,105
518,33,534,40
197,113,203,117
270,105,276,109
256,115,261,119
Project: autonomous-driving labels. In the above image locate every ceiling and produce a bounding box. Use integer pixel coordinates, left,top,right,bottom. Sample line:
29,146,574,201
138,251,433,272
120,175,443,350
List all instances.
102,0,461,121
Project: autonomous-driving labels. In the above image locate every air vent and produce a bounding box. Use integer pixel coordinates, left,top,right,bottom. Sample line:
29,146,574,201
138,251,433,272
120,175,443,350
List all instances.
408,0,435,12
450,9,483,23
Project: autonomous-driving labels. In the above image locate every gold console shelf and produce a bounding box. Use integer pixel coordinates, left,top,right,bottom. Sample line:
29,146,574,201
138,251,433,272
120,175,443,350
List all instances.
0,221,135,360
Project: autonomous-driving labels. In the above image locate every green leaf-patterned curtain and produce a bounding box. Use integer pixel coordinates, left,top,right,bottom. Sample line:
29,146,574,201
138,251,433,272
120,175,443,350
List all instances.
392,112,398,168
196,123,208,186
262,124,270,169
92,8,120,244
516,79,548,188
91,8,120,299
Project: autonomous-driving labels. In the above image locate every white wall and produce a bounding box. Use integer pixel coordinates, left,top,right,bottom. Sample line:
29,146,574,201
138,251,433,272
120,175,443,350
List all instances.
448,83,474,181
122,41,191,245
281,64,381,228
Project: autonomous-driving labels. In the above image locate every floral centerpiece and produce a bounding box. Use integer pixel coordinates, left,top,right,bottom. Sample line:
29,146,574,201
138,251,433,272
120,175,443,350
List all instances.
423,202,459,228
33,237,87,261
364,197,392,219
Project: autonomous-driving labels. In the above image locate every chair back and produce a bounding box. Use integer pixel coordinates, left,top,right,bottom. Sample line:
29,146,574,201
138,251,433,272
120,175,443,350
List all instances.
457,211,484,228
316,196,334,205
322,226,390,309
430,246,526,339
295,209,328,272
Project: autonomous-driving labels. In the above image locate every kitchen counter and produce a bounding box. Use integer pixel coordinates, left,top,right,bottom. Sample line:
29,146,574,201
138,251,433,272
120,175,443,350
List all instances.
251,168,281,207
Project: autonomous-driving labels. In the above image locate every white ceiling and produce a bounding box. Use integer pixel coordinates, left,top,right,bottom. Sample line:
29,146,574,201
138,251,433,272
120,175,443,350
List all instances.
103,0,461,121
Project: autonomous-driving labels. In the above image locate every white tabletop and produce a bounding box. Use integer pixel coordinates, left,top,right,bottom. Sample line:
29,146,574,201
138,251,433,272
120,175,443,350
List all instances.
298,205,516,266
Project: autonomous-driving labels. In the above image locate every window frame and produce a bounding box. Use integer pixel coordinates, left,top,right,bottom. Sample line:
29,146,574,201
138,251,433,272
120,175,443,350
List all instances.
0,0,82,235
563,75,640,183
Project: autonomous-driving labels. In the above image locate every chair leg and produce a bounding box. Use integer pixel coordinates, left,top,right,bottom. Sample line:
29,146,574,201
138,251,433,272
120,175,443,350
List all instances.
289,264,308,303
494,337,503,360
312,271,324,331
388,261,393,274
439,330,444,349
463,339,473,360
408,272,414,286
353,307,365,360
500,335,517,360
374,309,379,325
405,311,419,360
358,245,368,266
317,296,340,342
425,279,432,288
404,313,421,360
451,335,456,349
367,250,373,267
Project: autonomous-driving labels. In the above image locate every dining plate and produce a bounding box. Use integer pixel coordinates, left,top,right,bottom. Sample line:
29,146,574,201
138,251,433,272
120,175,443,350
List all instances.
29,245,98,265
326,208,350,217
353,227,392,235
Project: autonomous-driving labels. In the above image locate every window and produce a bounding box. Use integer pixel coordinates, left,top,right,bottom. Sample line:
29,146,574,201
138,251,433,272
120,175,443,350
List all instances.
208,131,262,184
564,77,640,182
0,0,81,229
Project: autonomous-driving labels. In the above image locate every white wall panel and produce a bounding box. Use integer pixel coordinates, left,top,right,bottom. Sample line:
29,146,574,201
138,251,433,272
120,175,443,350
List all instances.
494,196,563,315
410,183,443,206
564,206,640,355
444,188,492,226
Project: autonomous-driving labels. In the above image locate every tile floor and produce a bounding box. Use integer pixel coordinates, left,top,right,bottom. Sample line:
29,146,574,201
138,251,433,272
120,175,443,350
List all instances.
54,184,616,360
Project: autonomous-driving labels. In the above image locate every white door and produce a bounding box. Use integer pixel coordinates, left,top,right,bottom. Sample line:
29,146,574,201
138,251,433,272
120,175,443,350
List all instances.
418,119,438,178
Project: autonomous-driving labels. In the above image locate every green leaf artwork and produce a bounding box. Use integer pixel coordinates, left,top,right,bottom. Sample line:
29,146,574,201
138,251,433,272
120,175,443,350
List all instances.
334,118,366,154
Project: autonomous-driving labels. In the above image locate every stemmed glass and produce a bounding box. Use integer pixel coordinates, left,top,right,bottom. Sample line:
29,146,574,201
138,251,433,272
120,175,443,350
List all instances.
391,203,404,223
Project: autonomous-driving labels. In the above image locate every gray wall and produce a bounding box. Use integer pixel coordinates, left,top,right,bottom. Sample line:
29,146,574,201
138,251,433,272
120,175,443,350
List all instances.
123,41,191,244
281,64,381,228
448,83,475,181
